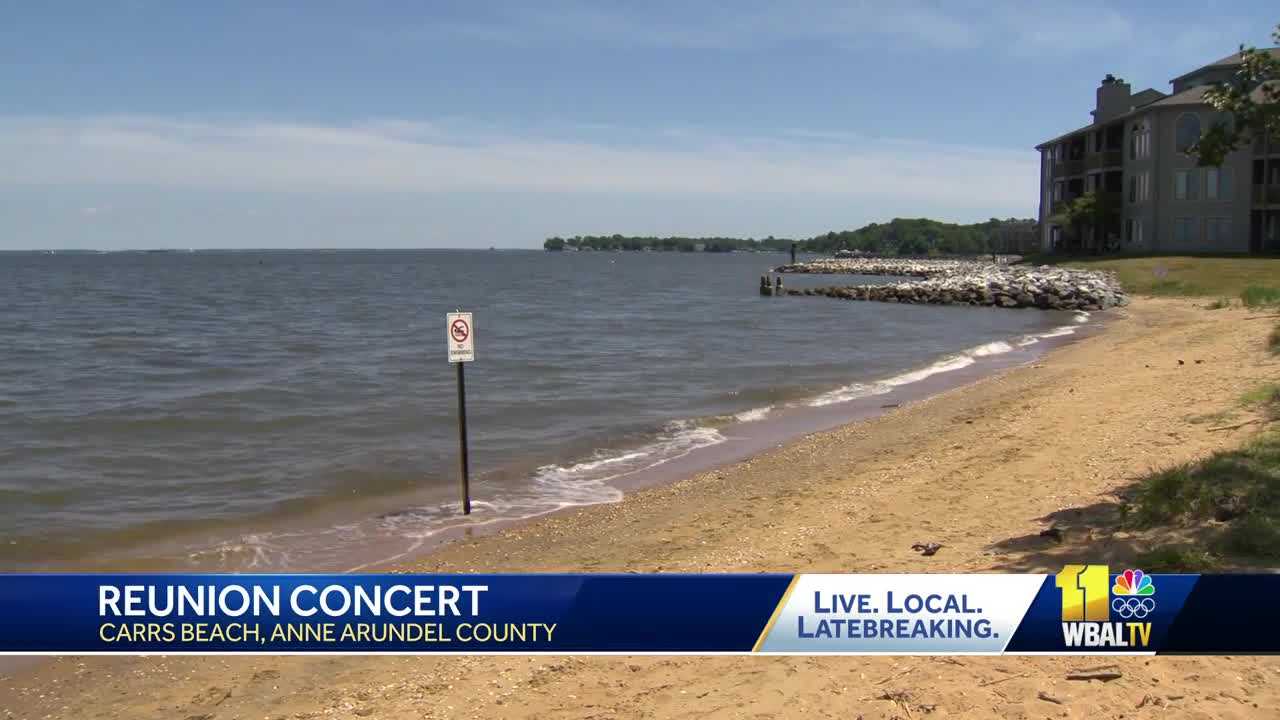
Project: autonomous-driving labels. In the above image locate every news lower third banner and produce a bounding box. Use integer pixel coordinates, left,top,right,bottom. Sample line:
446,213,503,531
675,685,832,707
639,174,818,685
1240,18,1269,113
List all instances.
0,568,1276,654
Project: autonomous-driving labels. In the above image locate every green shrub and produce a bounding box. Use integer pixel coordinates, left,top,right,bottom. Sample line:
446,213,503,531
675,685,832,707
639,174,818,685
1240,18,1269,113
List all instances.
1240,285,1280,307
1125,431,1280,565
1240,383,1280,419
1215,515,1280,559
1136,545,1219,572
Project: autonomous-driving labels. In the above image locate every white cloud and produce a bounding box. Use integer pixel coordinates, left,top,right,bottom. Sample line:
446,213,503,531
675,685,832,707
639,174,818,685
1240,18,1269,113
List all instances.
410,1,986,51
0,115,1036,212
404,1,1233,56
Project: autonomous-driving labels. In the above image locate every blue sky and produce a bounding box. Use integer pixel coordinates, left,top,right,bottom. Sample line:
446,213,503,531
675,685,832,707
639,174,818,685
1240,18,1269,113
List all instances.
2,1,1276,249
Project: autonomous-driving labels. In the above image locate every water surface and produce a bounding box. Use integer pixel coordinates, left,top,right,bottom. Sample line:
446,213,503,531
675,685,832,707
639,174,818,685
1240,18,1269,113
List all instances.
0,250,1080,570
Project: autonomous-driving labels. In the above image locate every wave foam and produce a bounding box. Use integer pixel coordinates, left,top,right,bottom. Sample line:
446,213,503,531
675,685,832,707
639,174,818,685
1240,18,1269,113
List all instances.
808,352,978,407
808,335,1031,408
970,340,1014,357
733,406,773,423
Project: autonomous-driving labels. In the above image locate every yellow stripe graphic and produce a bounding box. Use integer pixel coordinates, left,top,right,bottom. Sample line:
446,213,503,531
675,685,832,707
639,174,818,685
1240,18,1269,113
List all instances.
752,575,800,652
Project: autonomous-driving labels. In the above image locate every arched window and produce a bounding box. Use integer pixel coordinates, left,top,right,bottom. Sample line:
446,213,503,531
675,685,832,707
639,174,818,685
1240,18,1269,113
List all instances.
1176,113,1201,153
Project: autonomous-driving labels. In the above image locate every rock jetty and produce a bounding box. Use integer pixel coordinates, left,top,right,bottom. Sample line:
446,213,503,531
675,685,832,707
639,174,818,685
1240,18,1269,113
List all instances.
773,258,1127,311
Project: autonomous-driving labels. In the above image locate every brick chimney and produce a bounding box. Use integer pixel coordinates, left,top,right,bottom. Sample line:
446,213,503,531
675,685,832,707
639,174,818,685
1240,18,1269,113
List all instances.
1093,74,1132,122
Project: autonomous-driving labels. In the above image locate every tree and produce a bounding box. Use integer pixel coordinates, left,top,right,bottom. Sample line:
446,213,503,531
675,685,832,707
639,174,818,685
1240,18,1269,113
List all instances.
1049,191,1118,253
1193,23,1280,166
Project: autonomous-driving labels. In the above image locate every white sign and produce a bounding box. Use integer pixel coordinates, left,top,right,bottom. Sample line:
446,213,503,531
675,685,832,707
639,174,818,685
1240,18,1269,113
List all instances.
447,312,475,363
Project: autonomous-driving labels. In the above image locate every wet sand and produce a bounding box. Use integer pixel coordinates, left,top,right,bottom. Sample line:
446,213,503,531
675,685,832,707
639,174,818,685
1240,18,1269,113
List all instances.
4,297,1280,719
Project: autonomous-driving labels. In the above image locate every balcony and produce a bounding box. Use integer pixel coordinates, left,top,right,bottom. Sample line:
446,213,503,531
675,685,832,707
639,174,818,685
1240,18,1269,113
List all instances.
1054,158,1085,177
1085,150,1124,170
1253,135,1280,156
1254,185,1280,205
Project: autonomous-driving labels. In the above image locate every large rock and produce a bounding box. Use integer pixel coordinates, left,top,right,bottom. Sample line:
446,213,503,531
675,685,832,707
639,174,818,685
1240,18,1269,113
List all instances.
775,257,1127,311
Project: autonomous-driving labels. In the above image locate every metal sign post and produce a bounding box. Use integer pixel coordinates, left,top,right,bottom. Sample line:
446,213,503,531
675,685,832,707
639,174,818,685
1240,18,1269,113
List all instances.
447,311,475,514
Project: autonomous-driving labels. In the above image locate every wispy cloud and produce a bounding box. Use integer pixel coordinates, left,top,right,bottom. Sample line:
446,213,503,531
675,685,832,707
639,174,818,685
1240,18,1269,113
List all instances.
409,1,984,51
405,1,1252,56
0,115,1036,211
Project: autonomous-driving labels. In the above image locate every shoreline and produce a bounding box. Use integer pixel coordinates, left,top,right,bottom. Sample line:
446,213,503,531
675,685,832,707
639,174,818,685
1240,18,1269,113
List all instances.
7,310,1090,575
352,315,1096,572
0,313,1097,679
5,297,1280,718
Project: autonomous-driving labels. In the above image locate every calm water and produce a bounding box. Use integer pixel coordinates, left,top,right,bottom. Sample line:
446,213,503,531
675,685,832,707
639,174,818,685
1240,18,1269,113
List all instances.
0,250,1080,570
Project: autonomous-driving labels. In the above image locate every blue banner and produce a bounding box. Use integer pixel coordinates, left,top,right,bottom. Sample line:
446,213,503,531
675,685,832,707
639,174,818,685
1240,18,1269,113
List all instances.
0,568,1275,654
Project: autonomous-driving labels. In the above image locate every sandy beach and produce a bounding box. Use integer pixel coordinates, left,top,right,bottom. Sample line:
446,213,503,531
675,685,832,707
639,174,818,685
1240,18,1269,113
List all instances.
4,296,1280,719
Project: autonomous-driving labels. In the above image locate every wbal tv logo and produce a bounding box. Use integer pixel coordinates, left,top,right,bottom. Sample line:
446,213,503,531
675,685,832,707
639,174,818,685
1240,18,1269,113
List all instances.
1055,565,1155,649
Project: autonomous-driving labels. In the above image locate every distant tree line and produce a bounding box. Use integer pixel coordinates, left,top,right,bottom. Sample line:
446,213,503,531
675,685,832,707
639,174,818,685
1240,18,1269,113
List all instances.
543,235,794,253
544,218,1036,256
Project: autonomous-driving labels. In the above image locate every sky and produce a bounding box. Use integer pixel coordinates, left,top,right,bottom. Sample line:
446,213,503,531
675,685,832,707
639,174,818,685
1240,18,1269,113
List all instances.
1,1,1276,249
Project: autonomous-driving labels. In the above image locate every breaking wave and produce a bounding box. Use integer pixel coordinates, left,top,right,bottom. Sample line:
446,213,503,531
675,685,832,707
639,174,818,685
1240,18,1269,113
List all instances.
808,318,1087,408
733,406,773,423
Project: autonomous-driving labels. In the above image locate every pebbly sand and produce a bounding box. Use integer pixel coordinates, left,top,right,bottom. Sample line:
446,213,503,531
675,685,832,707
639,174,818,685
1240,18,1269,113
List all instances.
3,297,1279,719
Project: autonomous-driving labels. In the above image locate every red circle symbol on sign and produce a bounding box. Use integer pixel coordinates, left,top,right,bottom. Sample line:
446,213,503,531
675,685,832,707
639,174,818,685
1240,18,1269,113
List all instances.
450,319,470,343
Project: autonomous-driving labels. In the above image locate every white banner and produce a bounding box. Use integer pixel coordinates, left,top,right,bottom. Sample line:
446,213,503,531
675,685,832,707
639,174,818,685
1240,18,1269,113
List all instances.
757,574,1045,653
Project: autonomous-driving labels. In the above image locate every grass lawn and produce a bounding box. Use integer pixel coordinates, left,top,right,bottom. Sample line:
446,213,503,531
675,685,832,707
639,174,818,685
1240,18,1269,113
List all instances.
1128,429,1280,570
1019,255,1279,571
1123,385,1280,571
1029,255,1280,298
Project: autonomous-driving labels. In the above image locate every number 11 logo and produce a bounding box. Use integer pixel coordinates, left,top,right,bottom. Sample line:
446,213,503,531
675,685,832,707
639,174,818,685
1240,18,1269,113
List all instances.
1055,565,1110,622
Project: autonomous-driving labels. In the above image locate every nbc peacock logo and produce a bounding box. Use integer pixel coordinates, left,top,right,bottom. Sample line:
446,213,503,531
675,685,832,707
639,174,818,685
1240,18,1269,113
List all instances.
1056,565,1155,648
1110,569,1156,619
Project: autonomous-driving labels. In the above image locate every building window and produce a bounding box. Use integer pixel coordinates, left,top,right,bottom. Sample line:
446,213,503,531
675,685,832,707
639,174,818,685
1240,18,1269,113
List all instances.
1128,173,1150,203
1206,218,1232,244
1176,170,1201,200
1136,172,1150,202
1205,167,1232,200
1176,113,1201,153
1126,219,1144,245
1174,217,1197,245
1130,121,1151,159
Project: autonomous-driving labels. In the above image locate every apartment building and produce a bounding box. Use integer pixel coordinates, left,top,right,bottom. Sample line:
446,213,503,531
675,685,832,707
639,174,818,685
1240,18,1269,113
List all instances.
1036,49,1280,254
